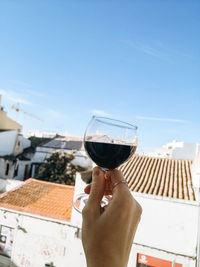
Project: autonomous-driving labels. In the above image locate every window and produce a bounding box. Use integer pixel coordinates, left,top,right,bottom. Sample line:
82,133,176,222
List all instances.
5,164,9,176
24,164,29,179
14,165,19,177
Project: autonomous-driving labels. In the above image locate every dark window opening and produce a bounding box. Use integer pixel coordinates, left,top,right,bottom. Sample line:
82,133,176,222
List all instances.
24,164,29,179
5,164,9,176
14,166,19,177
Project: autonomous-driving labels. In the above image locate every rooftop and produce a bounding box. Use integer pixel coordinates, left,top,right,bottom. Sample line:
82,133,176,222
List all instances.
119,155,195,201
0,179,74,222
42,139,83,151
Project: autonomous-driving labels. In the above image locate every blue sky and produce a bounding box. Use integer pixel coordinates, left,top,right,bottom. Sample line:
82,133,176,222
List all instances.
0,0,199,152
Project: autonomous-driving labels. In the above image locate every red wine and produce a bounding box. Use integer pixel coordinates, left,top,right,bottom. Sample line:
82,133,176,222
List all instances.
84,141,136,169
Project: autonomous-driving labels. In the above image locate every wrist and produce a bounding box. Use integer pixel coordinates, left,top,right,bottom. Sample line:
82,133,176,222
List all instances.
86,255,127,267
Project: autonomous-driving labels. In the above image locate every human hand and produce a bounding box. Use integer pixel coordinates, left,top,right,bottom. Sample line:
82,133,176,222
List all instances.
82,167,142,267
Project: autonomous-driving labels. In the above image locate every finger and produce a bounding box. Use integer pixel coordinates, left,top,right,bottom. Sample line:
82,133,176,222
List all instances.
104,169,134,218
87,167,105,211
84,178,112,195
104,175,112,195
106,169,129,197
84,184,91,194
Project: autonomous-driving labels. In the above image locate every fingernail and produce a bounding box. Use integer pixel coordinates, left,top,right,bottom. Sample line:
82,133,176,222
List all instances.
94,169,100,176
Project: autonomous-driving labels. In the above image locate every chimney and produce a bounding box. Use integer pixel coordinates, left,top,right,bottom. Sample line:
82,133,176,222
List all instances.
191,153,200,201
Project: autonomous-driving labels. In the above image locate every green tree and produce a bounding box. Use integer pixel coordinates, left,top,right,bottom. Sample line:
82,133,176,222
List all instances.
36,151,85,185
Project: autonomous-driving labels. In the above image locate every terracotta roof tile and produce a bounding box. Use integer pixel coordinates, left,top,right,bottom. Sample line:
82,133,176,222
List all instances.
0,179,74,222
119,155,195,201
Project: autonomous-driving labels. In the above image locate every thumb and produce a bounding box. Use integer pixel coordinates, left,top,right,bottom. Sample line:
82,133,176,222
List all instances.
87,167,105,211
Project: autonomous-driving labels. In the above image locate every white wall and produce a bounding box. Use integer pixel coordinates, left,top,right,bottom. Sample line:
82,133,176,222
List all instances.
0,193,198,267
0,158,32,181
172,143,197,160
0,159,15,179
13,135,23,156
21,136,31,150
0,209,86,267
16,160,31,180
133,193,198,257
71,173,87,228
0,130,18,156
0,130,29,157
0,178,23,193
149,141,199,160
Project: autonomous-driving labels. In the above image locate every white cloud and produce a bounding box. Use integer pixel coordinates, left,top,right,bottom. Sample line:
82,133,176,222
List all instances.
0,89,31,105
91,109,112,117
136,115,187,123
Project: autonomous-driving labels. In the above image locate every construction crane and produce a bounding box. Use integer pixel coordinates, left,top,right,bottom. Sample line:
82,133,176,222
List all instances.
11,104,44,122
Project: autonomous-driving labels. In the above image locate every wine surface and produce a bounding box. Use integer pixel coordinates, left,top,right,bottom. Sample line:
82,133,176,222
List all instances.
84,141,136,169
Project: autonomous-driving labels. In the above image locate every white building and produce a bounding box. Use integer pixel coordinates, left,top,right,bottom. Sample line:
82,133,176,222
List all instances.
0,130,30,157
74,154,200,267
30,136,92,178
121,154,199,267
148,140,200,160
0,179,85,267
1,153,200,267
0,130,32,182
0,100,33,183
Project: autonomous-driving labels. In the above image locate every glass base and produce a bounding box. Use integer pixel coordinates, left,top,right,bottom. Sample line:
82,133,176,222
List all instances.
72,193,109,214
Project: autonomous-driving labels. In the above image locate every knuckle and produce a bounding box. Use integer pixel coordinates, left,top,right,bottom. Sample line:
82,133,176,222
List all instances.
133,199,143,216
123,193,143,215
82,204,96,219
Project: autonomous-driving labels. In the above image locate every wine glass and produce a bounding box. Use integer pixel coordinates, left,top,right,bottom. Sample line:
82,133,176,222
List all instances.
72,116,138,213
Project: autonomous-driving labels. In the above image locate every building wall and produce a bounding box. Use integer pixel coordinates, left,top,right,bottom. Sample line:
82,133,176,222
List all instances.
0,196,198,267
72,174,199,266
0,159,31,181
129,243,196,267
0,109,22,132
0,159,15,179
73,173,199,258
0,131,18,156
149,141,199,160
133,193,198,258
172,143,197,160
0,178,23,193
21,136,31,150
0,131,31,157
0,209,86,267
16,161,31,180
